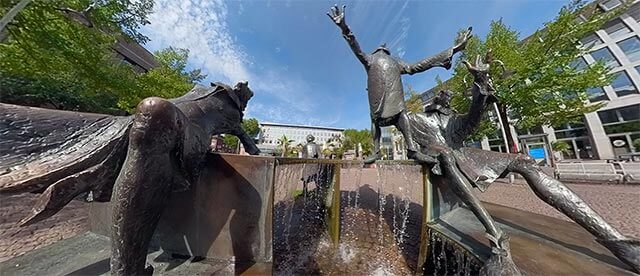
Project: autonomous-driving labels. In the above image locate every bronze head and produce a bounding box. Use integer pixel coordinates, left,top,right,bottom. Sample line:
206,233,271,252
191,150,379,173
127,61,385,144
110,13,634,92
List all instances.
372,43,390,55
306,134,315,143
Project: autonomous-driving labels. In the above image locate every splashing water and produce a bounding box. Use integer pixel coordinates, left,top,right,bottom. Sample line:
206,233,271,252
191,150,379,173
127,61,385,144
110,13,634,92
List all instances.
273,161,466,275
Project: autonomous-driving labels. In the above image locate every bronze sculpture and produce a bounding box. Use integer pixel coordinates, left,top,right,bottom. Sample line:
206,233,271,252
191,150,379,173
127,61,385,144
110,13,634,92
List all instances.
328,4,472,164
302,134,321,159
408,52,640,274
0,81,260,275
327,6,638,272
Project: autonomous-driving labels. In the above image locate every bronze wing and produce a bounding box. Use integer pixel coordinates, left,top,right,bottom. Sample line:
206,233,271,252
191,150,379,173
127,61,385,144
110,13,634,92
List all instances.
0,103,132,225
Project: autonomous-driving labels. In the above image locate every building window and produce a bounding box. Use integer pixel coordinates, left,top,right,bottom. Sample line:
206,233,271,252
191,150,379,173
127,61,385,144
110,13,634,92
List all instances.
488,130,506,153
515,126,544,137
617,36,640,62
598,109,619,124
603,19,631,40
570,57,588,71
580,34,603,49
619,105,640,121
598,105,640,134
601,0,622,11
610,71,638,97
553,121,588,139
628,3,640,22
587,86,608,102
590,47,620,68
598,105,640,155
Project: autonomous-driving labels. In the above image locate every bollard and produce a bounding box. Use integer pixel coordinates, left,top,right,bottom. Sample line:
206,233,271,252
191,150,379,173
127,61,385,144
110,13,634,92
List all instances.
325,163,341,246
417,165,433,275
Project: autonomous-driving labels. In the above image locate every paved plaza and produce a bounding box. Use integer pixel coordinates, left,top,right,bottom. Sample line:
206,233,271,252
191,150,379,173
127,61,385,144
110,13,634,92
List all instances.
1,167,638,263
476,178,640,239
0,194,88,262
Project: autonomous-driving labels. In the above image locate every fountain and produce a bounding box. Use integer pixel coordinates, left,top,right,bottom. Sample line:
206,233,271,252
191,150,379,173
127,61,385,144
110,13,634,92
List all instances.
1,5,639,275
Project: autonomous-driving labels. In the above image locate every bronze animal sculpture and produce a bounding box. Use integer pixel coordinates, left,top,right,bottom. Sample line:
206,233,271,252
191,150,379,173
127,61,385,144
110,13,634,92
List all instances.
327,4,472,165
0,81,260,275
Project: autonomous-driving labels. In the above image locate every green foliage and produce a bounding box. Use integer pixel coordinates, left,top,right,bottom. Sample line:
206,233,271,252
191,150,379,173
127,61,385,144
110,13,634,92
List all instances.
340,129,373,157
405,85,423,114
222,134,239,151
0,0,201,114
552,140,571,154
220,118,261,151
467,118,498,142
633,138,640,151
154,47,207,83
444,1,624,132
290,143,304,158
242,118,260,137
277,135,294,157
602,121,640,134
291,189,304,198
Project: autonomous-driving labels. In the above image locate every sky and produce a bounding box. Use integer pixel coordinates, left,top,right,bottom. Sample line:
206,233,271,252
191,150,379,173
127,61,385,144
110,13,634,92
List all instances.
141,0,570,130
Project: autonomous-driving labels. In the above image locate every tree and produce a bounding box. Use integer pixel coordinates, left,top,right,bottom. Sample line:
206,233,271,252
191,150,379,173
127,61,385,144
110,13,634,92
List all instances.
242,118,261,137
552,140,572,159
154,47,207,83
405,84,423,114
340,129,373,158
325,136,343,159
222,118,258,151
221,118,260,152
291,143,304,158
135,47,207,110
277,135,294,157
441,1,625,152
1,0,150,111
0,0,203,114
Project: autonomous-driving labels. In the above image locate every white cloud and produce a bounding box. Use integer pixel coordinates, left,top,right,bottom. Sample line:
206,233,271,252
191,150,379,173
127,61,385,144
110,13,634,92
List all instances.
145,0,249,83
390,17,410,58
348,0,411,59
143,0,339,126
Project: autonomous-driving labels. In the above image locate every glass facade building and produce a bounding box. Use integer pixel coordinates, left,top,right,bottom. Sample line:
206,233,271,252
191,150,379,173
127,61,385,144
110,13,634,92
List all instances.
422,0,640,160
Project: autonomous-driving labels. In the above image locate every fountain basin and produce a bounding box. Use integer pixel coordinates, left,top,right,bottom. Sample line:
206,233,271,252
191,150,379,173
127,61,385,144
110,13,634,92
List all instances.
0,155,635,275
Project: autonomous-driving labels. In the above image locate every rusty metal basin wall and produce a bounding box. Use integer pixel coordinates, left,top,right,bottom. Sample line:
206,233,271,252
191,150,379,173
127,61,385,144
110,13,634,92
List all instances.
428,174,465,222
88,153,275,263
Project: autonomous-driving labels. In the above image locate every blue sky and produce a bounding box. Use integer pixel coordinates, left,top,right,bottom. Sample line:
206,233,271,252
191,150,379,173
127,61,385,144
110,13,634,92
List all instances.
141,0,569,129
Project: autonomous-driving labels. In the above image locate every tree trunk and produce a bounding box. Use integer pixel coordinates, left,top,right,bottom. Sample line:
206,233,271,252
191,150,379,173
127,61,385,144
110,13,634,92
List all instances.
496,102,518,153
0,0,33,42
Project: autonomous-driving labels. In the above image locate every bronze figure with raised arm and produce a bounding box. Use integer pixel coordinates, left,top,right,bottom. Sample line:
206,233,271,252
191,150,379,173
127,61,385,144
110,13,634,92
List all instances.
408,51,640,274
327,4,472,164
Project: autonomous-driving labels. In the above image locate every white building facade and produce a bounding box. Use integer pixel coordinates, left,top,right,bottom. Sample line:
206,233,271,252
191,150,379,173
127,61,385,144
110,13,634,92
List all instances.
257,122,344,155
422,0,640,160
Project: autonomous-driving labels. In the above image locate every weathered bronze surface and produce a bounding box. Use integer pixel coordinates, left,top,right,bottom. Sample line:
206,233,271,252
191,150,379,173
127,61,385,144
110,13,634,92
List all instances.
407,51,640,274
428,203,636,275
328,5,471,165
301,134,320,159
0,81,261,275
329,7,638,270
88,153,273,272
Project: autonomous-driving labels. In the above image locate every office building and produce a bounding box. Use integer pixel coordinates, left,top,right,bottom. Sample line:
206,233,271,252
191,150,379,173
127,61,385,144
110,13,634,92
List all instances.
422,0,640,160
257,122,344,155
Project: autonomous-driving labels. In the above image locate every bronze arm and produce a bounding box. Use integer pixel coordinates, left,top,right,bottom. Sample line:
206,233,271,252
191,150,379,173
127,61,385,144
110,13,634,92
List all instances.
401,27,472,75
328,5,369,68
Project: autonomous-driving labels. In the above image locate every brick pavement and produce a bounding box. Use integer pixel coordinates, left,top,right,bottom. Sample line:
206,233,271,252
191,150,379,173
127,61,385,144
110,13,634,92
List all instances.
476,179,640,239
0,193,88,262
